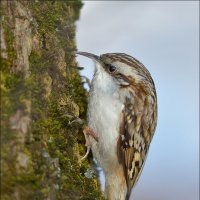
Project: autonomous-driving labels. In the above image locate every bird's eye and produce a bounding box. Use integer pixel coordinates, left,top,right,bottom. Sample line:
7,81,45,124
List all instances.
107,64,116,73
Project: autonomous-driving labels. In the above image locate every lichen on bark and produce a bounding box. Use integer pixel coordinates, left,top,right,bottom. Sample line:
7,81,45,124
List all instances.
1,1,103,199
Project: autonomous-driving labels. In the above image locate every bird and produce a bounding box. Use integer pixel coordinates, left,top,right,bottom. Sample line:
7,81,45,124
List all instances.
77,52,157,200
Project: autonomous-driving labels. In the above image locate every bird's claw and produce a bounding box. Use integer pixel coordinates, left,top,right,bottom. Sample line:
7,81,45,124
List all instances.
80,146,91,161
80,126,98,161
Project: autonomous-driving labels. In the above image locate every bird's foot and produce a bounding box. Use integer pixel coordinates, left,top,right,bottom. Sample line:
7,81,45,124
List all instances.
80,126,98,161
83,126,99,143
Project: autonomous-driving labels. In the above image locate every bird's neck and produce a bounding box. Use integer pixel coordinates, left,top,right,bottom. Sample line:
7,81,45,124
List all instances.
92,62,118,94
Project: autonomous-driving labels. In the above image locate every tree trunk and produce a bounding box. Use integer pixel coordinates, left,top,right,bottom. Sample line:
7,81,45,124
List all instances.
1,1,102,199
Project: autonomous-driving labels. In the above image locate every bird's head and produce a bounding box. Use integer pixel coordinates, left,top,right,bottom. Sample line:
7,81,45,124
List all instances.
76,51,154,89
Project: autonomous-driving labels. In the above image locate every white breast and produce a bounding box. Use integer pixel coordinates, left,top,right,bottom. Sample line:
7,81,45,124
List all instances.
87,63,123,170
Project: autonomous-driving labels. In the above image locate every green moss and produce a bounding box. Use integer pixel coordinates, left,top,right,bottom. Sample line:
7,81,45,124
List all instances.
1,1,103,199
1,7,16,71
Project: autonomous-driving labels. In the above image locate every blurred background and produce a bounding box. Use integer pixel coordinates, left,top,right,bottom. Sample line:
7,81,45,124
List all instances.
76,1,199,200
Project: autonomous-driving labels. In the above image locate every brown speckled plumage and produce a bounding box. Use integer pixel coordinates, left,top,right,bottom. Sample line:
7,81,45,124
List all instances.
105,53,157,198
77,52,157,200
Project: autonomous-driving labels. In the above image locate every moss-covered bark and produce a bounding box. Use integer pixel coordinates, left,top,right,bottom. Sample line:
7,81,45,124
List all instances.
1,1,102,199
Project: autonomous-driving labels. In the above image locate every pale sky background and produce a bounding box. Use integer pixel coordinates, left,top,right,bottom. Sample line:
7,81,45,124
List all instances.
75,1,199,200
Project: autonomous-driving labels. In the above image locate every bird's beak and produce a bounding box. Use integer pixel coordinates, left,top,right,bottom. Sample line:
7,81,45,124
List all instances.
76,51,101,64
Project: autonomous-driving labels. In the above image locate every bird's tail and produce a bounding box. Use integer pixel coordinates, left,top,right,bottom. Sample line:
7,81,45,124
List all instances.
125,183,133,200
125,193,130,200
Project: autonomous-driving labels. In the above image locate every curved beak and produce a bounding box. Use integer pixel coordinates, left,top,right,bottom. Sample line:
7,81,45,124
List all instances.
76,51,101,63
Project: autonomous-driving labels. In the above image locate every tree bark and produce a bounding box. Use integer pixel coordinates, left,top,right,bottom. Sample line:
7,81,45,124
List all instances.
1,1,102,199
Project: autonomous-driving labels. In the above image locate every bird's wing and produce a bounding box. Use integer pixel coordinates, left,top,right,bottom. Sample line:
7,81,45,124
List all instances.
117,90,157,196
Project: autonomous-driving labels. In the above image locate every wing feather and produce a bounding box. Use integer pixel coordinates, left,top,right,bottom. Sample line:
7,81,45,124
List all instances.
118,88,157,197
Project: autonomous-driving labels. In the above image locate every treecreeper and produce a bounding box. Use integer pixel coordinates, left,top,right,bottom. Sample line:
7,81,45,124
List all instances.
77,52,157,200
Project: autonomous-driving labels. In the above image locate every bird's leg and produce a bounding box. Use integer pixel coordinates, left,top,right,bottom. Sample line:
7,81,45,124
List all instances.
83,126,99,142
80,126,98,161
